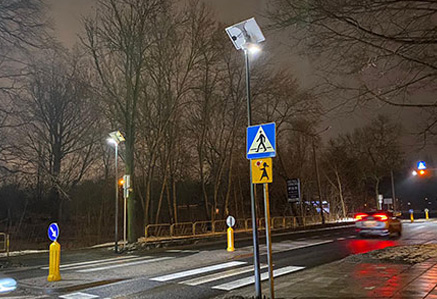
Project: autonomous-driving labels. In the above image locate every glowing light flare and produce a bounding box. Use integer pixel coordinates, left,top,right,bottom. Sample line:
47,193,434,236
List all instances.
354,213,368,221
107,138,117,146
374,213,388,221
247,43,261,54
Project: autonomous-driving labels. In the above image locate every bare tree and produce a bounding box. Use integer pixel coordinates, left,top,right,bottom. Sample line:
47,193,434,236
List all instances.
82,0,173,241
0,0,52,177
13,49,100,221
332,115,404,209
267,0,437,131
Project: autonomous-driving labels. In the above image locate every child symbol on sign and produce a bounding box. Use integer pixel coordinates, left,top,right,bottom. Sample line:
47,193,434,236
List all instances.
260,162,269,181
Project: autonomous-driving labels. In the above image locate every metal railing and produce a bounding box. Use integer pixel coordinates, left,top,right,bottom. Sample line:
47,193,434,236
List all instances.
0,233,10,257
143,215,347,241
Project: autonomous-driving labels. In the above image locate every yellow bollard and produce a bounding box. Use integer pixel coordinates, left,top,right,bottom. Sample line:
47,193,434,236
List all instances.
426,210,429,220
227,227,234,252
410,212,414,223
47,241,61,281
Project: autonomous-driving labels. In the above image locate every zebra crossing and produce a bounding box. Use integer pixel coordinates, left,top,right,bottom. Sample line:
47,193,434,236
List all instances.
43,239,335,276
40,255,175,273
239,238,334,255
150,260,305,291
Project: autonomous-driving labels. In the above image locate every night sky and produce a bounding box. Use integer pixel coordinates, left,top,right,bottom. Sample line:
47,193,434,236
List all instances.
45,0,436,205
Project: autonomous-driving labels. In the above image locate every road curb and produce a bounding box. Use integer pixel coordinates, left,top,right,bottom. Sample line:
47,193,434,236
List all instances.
19,278,124,295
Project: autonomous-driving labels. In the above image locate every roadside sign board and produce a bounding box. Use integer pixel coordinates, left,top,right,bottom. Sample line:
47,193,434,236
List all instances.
417,161,426,170
48,223,59,242
287,178,301,203
251,158,273,184
226,216,236,228
247,123,276,159
383,198,393,205
409,209,414,214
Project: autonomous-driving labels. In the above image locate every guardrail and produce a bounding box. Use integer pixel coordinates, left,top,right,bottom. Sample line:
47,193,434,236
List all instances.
143,215,350,241
0,233,10,257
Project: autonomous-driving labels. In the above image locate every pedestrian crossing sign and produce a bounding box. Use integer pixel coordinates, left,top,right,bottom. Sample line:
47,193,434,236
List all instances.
247,122,276,159
252,158,273,184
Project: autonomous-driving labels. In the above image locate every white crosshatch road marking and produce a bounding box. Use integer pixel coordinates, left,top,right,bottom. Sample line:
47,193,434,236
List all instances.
212,265,305,291
150,261,246,282
76,256,174,273
240,239,333,255
41,255,139,270
180,264,268,286
59,292,99,299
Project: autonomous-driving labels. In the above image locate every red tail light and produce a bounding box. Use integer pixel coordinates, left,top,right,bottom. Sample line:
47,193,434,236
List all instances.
374,214,388,221
354,213,368,221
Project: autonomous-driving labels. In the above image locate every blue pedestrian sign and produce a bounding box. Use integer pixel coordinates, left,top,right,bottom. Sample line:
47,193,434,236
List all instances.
247,123,276,159
48,223,60,242
417,161,426,170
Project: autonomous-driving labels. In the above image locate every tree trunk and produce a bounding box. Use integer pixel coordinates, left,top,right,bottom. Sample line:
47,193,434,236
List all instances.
172,177,178,224
126,133,140,243
335,170,347,218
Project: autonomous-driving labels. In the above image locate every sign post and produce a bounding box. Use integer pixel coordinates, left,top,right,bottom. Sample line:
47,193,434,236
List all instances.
425,208,429,220
248,123,276,299
263,183,274,299
47,223,61,282
409,209,414,222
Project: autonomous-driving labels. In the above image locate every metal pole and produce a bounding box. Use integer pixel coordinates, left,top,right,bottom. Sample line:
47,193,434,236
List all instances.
245,48,262,298
390,169,396,211
114,144,119,253
263,183,274,299
312,137,325,224
124,191,127,248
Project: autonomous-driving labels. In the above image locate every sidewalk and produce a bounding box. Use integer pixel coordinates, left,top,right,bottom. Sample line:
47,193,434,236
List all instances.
220,244,437,298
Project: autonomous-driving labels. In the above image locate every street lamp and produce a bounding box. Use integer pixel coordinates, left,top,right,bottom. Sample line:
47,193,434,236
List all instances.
226,18,265,299
107,130,125,253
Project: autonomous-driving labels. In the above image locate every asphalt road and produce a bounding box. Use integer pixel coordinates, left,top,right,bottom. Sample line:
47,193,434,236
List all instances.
1,220,436,299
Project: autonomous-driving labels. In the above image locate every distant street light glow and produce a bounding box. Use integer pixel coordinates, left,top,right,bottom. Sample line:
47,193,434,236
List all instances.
412,170,417,176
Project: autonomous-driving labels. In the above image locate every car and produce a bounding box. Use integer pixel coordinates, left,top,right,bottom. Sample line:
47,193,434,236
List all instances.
354,211,402,237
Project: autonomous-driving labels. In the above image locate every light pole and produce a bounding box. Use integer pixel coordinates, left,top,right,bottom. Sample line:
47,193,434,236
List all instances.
226,18,265,299
107,130,125,253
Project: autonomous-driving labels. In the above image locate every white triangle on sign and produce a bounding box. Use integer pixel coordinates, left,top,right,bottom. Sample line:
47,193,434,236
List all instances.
248,127,274,155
